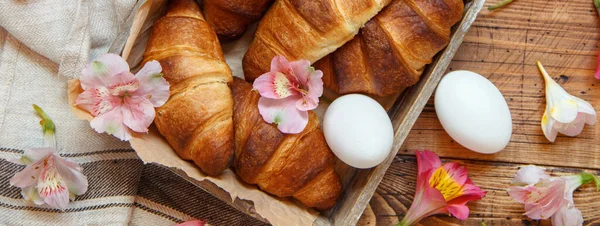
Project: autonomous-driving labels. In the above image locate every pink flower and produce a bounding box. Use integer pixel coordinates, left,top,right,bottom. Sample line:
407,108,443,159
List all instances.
398,151,486,226
253,56,323,134
508,165,600,226
175,220,206,226
10,148,88,210
76,53,170,141
596,51,600,80
9,105,87,210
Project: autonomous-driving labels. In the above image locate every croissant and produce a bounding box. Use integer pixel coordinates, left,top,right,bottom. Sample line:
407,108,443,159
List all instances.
231,77,342,210
242,0,392,81
143,0,234,176
203,0,274,40
314,0,464,97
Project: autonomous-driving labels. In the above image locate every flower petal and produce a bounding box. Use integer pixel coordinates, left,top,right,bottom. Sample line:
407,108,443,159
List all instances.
543,83,576,123
295,95,319,111
80,53,130,89
542,111,558,142
554,115,586,137
10,161,44,188
176,220,206,226
22,148,55,164
90,106,132,141
447,204,470,220
121,97,155,133
572,96,597,125
552,205,583,226
258,97,309,134
306,68,324,101
596,52,600,80
416,150,442,177
54,157,88,196
289,60,312,84
512,165,550,186
135,60,170,107
522,179,567,219
254,71,298,99
37,156,70,210
442,162,468,186
76,86,118,116
21,186,44,205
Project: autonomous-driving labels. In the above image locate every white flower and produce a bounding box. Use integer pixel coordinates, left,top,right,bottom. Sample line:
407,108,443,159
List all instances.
537,61,597,142
9,105,88,210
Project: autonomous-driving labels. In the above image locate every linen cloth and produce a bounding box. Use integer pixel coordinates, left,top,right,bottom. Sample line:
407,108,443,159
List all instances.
0,0,265,225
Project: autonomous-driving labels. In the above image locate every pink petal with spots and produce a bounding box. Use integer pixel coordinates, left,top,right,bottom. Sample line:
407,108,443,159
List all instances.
442,162,468,186
121,96,155,133
80,53,130,89
595,52,600,80
254,71,298,99
135,60,170,107
37,156,70,210
176,220,206,226
258,97,308,134
90,106,132,141
76,86,117,116
108,71,140,96
295,96,318,111
270,56,298,83
10,160,44,188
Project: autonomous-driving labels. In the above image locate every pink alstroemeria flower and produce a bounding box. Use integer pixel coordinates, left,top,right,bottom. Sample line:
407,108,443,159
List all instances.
595,50,600,80
175,220,206,226
9,105,88,210
398,151,486,226
253,56,323,134
10,148,88,210
508,165,600,226
76,53,170,141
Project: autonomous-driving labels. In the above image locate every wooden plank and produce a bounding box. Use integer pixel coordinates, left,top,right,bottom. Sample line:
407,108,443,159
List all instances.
362,0,600,225
360,154,600,226
402,0,600,168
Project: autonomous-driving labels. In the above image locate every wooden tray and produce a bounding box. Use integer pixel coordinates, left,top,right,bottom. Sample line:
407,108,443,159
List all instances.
108,0,485,225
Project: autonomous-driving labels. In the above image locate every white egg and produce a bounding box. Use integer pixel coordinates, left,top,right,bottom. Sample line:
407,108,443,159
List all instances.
435,70,512,154
323,94,394,169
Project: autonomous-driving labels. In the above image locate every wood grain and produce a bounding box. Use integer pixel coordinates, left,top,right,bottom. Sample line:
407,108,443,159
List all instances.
362,0,600,225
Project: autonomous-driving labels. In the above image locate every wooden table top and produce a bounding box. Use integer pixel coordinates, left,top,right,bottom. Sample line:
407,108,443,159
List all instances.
359,0,600,225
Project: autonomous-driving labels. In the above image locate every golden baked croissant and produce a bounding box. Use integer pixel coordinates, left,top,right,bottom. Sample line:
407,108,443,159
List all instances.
203,0,274,40
314,0,464,97
231,77,342,210
143,0,234,176
242,0,393,81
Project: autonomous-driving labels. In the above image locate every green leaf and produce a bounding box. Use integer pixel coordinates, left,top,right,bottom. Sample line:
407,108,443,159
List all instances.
32,104,56,148
580,172,600,191
595,0,600,15
488,0,514,10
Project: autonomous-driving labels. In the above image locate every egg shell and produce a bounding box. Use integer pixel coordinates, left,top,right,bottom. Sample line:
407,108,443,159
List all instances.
323,94,394,169
434,70,512,154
